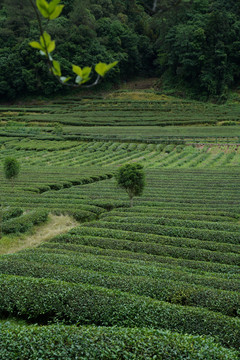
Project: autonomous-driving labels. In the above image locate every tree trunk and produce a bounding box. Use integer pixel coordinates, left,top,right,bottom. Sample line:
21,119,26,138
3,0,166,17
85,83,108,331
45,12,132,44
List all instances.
130,197,133,207
0,203,2,239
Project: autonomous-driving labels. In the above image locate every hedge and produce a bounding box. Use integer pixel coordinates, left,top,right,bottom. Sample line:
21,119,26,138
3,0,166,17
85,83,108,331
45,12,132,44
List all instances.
0,323,238,360
0,258,239,317
87,220,240,245
28,242,240,276
0,275,240,351
39,243,240,291
2,207,23,222
100,214,240,232
111,207,238,222
61,232,240,266
2,209,49,234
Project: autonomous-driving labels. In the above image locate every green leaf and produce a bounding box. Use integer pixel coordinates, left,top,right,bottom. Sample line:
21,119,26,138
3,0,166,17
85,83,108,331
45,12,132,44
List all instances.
72,64,83,77
40,32,55,53
29,41,43,51
60,76,71,83
81,66,92,83
82,67,92,78
72,65,92,84
95,61,118,77
48,40,56,53
48,0,61,13
36,0,49,18
75,75,82,84
40,32,51,48
37,0,64,20
40,50,47,56
52,60,61,76
49,5,64,19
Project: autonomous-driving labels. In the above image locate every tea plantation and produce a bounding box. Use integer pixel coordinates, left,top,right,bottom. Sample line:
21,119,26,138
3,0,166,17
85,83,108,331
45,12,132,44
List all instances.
0,91,240,359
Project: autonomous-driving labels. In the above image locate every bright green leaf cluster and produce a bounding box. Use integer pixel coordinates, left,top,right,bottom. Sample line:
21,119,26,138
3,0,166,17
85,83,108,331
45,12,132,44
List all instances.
36,0,64,20
72,65,92,84
29,31,55,57
29,0,119,86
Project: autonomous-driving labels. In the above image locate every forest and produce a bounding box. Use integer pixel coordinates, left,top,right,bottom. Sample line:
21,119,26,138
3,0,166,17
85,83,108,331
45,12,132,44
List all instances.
1,0,240,101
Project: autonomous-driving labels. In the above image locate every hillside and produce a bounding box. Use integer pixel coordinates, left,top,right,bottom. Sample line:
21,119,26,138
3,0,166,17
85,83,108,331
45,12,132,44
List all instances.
0,87,240,358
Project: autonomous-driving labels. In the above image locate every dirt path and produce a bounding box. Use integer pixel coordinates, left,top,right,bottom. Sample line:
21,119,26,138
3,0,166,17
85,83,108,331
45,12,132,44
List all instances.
0,214,79,255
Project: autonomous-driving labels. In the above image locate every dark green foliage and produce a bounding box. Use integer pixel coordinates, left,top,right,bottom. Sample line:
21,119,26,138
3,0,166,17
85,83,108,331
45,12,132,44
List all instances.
0,323,238,360
154,0,240,99
0,274,240,351
3,157,20,183
116,163,145,206
2,207,23,222
0,0,154,99
2,209,48,234
1,0,240,99
0,257,239,317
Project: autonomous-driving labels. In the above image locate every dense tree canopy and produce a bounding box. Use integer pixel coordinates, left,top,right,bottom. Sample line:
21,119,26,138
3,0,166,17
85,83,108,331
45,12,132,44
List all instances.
0,0,240,100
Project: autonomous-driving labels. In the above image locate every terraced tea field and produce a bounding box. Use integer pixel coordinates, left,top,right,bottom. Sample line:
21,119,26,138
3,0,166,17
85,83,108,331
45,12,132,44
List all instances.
0,138,240,169
0,90,240,358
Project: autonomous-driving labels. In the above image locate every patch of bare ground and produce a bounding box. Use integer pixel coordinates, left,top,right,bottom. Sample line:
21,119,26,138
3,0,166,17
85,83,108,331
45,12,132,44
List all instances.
0,214,78,255
119,78,159,90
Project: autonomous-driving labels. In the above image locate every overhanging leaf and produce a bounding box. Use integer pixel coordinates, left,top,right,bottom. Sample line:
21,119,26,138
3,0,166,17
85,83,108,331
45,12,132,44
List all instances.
95,61,118,77
40,32,51,48
60,76,71,83
52,60,61,76
75,75,82,84
40,32,55,53
49,5,64,19
36,0,49,18
29,41,43,50
48,0,61,13
72,64,82,77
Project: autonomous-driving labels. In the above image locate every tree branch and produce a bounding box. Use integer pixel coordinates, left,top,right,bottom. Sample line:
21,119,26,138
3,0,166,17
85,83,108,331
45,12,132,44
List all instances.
28,0,53,74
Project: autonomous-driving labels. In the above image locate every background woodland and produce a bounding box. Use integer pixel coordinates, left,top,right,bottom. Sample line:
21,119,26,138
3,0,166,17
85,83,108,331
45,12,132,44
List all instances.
1,0,240,101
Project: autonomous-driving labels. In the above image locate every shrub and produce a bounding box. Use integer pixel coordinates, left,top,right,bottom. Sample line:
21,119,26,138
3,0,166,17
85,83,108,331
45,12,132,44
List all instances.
0,323,238,359
2,210,49,234
2,208,23,222
0,274,239,350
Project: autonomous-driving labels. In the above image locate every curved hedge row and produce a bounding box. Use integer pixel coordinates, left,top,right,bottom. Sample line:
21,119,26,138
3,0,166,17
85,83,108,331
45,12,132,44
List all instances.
88,220,240,245
61,231,240,266
113,207,239,222
37,243,240,276
2,207,23,222
2,209,49,234
0,323,238,360
0,258,239,317
39,243,240,291
100,213,240,232
0,275,240,351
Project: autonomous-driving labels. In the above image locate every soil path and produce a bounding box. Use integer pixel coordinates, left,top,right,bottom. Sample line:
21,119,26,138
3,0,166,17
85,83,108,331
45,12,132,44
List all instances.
0,214,79,255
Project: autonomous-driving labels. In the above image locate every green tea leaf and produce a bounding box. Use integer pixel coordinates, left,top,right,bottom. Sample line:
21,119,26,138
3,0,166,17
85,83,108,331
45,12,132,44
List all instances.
36,0,49,18
48,40,56,53
73,65,92,84
40,32,51,48
60,76,71,83
72,64,83,77
52,60,61,76
48,0,61,13
49,5,64,19
40,32,55,53
75,75,82,84
29,41,43,50
95,61,118,77
95,63,107,77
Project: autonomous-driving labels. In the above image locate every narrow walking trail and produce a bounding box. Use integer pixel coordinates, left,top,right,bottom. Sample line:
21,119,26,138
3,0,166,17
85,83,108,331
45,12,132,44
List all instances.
0,214,79,255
